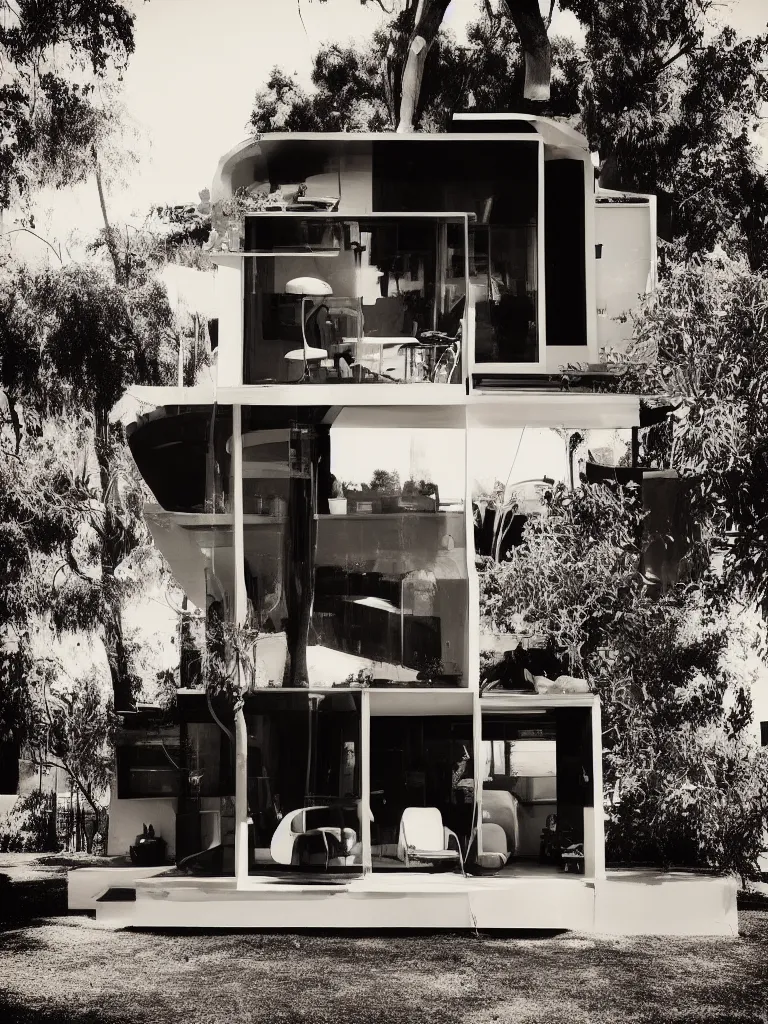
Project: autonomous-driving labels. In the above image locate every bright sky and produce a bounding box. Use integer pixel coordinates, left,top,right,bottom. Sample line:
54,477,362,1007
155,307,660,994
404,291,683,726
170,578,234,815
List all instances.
14,0,764,262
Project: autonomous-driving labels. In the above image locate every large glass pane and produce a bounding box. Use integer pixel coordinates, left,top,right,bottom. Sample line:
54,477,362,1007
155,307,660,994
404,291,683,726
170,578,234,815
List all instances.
471,224,538,364
246,691,363,875
311,420,468,687
243,215,466,385
369,714,474,871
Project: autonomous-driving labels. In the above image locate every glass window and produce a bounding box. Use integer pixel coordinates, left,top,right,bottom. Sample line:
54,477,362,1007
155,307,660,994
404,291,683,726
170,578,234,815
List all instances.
471,224,538,364
312,421,468,687
370,715,474,870
116,728,181,799
243,216,466,385
245,692,363,875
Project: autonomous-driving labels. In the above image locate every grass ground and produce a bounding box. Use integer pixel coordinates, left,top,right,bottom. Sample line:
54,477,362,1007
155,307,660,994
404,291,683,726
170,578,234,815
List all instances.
1,854,767,1024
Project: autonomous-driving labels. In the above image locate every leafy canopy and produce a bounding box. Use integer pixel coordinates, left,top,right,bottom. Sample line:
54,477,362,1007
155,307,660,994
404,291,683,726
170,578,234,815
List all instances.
0,0,136,208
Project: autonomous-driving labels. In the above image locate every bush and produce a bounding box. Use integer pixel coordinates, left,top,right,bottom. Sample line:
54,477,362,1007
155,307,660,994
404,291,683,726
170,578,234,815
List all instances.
0,792,59,853
606,728,768,883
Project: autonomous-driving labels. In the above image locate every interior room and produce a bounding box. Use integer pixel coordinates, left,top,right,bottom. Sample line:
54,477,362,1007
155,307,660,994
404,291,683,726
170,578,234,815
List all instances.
311,409,469,687
245,691,363,876
368,691,475,873
372,138,540,366
480,707,595,877
242,215,466,385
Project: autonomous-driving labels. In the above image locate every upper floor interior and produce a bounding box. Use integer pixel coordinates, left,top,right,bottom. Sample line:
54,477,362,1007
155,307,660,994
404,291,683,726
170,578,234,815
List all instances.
167,113,657,401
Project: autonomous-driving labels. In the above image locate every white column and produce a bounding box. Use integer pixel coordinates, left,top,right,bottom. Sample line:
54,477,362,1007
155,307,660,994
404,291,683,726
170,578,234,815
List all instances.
590,698,606,879
472,692,484,859
232,403,249,888
361,690,372,874
536,138,547,371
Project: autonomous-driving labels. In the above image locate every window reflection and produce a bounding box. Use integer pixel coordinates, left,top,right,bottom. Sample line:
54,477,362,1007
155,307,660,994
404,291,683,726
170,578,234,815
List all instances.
243,216,466,385
246,692,363,875
471,225,538,364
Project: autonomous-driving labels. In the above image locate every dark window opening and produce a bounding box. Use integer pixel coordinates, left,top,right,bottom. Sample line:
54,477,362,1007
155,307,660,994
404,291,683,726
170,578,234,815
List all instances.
545,160,587,347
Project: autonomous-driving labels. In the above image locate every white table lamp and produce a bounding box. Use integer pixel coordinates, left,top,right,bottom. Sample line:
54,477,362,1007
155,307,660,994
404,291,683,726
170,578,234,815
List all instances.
284,276,333,371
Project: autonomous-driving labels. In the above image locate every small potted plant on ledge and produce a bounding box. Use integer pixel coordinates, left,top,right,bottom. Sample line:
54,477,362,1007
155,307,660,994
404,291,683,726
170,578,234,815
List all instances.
328,478,347,516
401,479,440,512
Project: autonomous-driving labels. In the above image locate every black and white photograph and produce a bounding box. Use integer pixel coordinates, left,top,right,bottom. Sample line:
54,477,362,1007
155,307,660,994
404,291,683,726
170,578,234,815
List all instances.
1,1,768,1021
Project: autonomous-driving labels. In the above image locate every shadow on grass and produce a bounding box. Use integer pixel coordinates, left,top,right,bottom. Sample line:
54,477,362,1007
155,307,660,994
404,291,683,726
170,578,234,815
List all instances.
0,874,67,929
0,997,123,1024
125,925,570,939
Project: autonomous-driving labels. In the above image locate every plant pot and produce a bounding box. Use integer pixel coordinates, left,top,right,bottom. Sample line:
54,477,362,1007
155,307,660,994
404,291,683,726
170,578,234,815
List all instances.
328,498,347,515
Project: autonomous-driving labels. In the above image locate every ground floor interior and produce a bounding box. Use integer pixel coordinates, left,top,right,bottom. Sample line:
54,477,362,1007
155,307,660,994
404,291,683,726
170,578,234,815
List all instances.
112,688,603,885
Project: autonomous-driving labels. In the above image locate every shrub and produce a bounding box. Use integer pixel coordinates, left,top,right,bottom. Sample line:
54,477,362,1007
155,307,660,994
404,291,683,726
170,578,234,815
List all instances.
606,727,768,884
0,792,59,853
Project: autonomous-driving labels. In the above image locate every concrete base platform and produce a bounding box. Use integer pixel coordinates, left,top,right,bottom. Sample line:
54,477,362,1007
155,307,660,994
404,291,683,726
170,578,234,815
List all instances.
68,865,170,910
73,867,738,935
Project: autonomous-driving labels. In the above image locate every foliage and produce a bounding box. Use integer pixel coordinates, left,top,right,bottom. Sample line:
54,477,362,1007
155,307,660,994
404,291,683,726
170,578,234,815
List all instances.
478,470,767,876
0,261,176,716
250,17,580,135
623,257,768,616
606,723,768,884
0,790,56,853
576,1,768,264
252,2,768,266
27,665,115,814
369,468,401,494
0,0,136,208
479,481,646,662
204,610,258,711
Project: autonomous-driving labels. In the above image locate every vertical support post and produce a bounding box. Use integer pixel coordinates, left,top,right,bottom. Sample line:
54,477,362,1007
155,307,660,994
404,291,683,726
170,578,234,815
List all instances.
232,403,249,888
472,691,484,860
583,154,598,361
537,138,547,370
590,698,606,880
361,690,372,874
463,213,472,388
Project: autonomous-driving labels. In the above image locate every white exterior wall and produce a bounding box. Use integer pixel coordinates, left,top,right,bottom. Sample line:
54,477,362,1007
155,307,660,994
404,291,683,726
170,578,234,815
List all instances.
595,201,655,354
107,793,177,859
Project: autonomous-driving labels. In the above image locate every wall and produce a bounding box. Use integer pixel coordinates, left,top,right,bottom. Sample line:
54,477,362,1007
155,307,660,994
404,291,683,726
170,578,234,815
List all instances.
107,792,178,860
595,202,654,353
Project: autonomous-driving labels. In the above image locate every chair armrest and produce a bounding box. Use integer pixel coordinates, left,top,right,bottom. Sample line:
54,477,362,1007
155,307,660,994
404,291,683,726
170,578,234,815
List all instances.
444,827,461,854
444,827,466,875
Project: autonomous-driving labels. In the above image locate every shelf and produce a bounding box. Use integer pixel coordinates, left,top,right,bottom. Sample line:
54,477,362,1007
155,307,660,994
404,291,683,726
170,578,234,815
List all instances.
146,511,286,527
316,511,464,521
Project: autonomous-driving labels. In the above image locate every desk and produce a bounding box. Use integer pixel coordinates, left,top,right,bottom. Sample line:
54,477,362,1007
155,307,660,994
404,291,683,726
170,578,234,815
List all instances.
335,337,443,382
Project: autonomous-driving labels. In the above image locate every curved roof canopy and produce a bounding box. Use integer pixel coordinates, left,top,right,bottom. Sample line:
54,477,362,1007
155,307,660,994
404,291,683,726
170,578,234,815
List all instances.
211,114,589,201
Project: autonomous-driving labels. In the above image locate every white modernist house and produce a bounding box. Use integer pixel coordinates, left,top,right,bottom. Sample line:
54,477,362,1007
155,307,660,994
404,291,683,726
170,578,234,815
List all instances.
72,114,737,935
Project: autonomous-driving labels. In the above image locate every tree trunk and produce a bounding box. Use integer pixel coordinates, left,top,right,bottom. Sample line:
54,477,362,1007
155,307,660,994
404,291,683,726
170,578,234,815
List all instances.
93,147,125,286
94,407,136,712
502,0,551,102
396,0,452,133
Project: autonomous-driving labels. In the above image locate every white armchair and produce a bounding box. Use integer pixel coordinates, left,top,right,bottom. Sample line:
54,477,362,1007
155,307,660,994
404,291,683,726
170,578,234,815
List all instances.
396,807,465,874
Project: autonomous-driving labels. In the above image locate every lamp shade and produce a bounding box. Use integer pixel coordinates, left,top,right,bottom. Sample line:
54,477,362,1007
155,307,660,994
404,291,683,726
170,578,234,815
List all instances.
285,276,332,297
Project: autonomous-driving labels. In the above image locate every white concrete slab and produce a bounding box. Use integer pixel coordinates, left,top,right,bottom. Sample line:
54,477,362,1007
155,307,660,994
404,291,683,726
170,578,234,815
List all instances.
84,868,738,935
593,871,738,937
68,866,169,910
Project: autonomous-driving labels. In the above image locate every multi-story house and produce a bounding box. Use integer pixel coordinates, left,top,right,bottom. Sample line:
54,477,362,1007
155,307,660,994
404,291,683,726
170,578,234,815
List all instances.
69,114,737,934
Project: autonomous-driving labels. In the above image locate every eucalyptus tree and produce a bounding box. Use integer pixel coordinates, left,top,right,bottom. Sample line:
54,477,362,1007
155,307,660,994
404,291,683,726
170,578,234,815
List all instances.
0,0,136,210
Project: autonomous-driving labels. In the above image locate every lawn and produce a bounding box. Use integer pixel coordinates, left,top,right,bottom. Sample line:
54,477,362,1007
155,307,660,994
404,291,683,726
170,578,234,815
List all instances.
1,855,767,1024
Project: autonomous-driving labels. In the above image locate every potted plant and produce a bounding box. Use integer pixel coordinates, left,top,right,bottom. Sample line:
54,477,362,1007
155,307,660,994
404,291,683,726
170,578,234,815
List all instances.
328,478,347,516
401,478,440,512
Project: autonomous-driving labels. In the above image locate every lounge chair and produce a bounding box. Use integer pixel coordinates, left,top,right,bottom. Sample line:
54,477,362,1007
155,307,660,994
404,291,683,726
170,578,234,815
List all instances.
270,805,358,869
396,807,465,874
